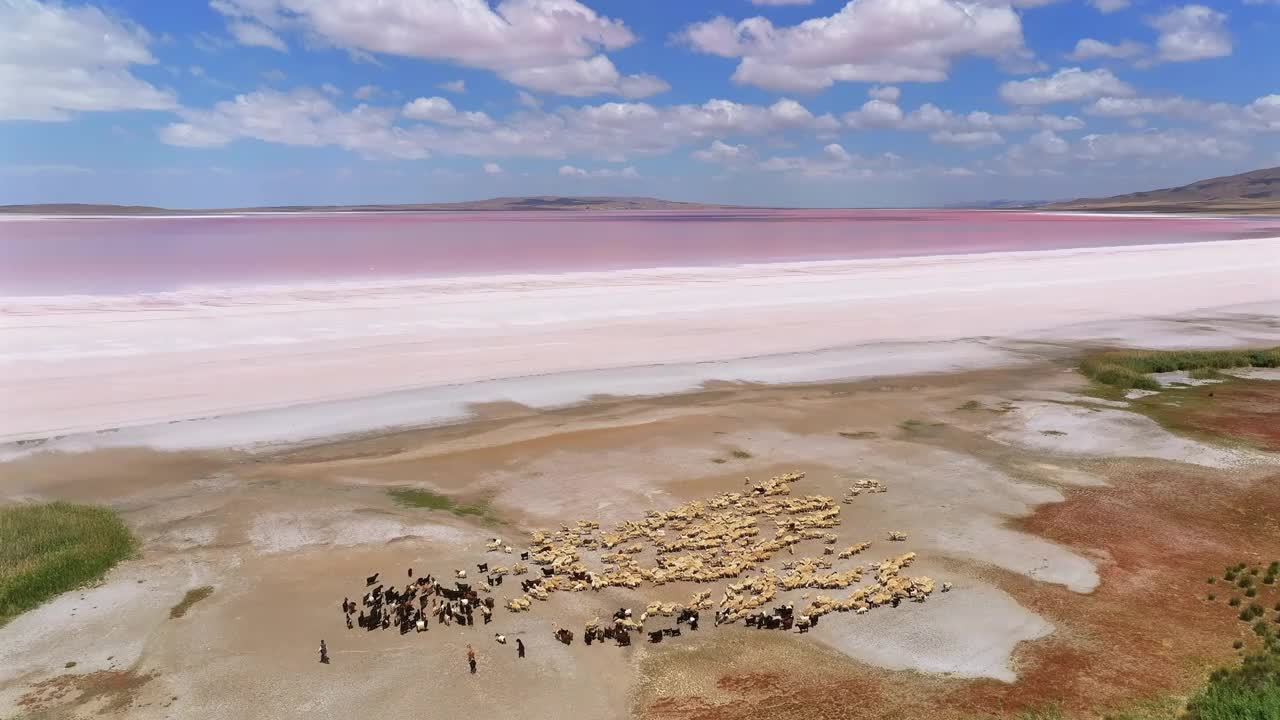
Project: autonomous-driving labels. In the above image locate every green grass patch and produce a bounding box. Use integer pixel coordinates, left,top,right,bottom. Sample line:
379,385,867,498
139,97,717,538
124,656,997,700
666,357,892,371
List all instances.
1185,646,1280,719
1040,429,1068,437
730,449,752,459
388,488,493,521
169,586,214,619
957,400,983,411
711,458,727,464
1079,348,1280,390
0,502,137,626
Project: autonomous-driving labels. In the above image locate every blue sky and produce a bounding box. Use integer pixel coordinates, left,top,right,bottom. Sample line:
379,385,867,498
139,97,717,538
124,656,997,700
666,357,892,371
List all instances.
1,0,1276,207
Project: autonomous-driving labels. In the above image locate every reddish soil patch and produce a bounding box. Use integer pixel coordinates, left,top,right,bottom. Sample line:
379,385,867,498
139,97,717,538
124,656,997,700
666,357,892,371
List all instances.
940,462,1280,718
639,462,1280,720
1169,380,1280,451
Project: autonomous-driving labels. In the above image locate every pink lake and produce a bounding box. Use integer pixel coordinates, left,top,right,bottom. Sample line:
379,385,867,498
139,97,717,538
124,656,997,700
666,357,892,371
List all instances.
2,209,1277,295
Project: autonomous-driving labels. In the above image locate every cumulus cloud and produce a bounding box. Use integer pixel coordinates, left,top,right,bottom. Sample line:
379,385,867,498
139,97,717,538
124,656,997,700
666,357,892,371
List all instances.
402,96,495,128
1077,129,1246,160
559,164,639,178
757,144,907,179
692,140,754,164
1067,38,1146,61
1084,93,1280,134
999,67,1134,105
160,88,430,159
161,89,842,163
207,0,667,97
1147,5,1231,62
0,0,177,121
680,0,1033,92
844,97,1083,138
483,162,503,175
843,99,905,128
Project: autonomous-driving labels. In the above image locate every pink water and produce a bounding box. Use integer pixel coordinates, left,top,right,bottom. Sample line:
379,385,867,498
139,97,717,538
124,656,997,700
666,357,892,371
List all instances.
1,209,1275,295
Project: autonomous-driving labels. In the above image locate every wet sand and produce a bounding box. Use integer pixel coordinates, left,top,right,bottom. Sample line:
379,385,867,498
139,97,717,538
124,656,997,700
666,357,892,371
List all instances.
3,317,1279,719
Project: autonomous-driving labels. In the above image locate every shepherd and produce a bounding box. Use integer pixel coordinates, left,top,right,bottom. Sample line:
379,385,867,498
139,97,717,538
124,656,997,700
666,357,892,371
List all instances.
467,644,477,674
516,638,526,658
319,639,329,664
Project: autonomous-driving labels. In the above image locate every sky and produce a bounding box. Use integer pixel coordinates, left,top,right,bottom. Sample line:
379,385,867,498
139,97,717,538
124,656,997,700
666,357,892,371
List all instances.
0,0,1277,208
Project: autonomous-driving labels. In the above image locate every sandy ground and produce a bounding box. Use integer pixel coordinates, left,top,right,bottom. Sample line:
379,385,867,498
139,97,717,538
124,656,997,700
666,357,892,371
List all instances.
3,318,1279,719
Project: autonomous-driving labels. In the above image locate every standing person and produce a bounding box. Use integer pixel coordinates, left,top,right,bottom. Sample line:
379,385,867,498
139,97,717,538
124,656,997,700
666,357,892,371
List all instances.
467,644,477,674
319,640,329,664
516,638,525,659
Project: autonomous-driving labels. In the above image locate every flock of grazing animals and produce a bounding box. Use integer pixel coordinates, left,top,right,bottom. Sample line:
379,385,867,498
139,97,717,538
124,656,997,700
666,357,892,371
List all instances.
339,471,950,654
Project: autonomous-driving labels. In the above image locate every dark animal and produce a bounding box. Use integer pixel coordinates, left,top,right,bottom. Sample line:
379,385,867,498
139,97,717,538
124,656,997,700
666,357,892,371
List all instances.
649,631,663,643
365,573,379,586
477,563,489,573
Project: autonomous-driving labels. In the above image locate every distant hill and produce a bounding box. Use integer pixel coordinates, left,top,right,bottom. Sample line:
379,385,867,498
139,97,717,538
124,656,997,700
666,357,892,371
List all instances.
1043,166,1280,213
0,196,745,216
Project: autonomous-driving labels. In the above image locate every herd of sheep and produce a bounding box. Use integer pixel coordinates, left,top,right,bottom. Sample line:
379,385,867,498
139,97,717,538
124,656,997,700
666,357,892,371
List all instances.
494,471,948,633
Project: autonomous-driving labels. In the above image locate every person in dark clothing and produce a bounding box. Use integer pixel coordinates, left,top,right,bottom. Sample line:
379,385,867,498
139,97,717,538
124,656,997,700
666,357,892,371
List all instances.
516,638,525,658
467,644,477,674
319,640,329,664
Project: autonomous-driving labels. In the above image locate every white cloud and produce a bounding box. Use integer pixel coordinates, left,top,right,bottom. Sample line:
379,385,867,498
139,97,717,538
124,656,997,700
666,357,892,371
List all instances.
999,67,1134,105
558,164,639,178
162,89,941,166
208,0,666,98
354,84,381,100
1077,129,1246,160
160,88,430,159
844,97,1083,137
0,0,177,121
439,79,466,93
929,130,1004,146
680,0,1033,92
1027,129,1069,154
868,85,901,102
403,96,495,128
517,91,542,109
942,167,976,176
1147,5,1231,62
1084,93,1280,134
1067,38,1146,61
262,68,287,83
692,140,755,164
1088,0,1130,13
483,162,503,175
503,55,669,98
227,21,286,51
758,144,904,179
320,83,341,96
843,99,905,128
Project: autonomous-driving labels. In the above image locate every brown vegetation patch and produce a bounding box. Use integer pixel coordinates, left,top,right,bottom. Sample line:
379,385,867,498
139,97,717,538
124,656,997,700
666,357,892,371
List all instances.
17,669,156,716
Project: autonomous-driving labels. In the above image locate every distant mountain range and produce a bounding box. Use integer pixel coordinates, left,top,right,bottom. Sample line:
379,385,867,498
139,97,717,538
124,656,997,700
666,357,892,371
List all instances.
0,196,744,215
4,168,1278,215
1042,166,1280,213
